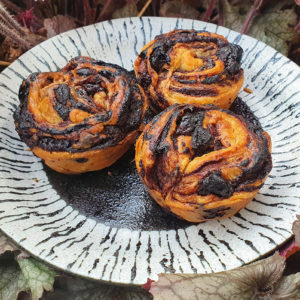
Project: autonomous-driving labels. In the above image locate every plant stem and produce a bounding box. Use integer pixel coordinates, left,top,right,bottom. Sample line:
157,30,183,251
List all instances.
0,0,21,13
138,0,152,17
0,20,31,49
97,0,113,21
0,1,25,36
0,60,10,66
83,0,91,25
218,0,224,26
202,0,215,22
241,0,263,34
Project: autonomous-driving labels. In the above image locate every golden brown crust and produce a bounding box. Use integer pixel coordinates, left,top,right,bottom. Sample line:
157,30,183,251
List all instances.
14,56,147,174
134,30,244,112
135,104,272,223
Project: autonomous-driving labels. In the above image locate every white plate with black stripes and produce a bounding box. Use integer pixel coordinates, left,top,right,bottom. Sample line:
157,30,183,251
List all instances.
0,17,299,285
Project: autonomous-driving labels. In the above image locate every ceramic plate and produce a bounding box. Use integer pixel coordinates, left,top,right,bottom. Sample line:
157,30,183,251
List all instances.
0,17,299,285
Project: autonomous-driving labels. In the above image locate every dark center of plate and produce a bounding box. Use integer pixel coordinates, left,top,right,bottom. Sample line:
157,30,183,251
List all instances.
44,146,191,230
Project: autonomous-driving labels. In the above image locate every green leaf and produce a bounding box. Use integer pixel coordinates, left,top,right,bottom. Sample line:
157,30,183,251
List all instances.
221,0,298,55
43,275,152,300
274,272,300,299
0,252,29,300
248,1,298,56
149,253,300,300
221,0,250,32
17,257,57,300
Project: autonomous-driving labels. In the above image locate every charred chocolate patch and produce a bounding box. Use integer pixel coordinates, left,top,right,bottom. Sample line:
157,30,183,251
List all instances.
137,73,152,89
98,70,114,82
170,87,218,97
203,207,230,219
198,171,233,198
173,75,198,85
28,73,39,82
138,50,147,59
217,43,243,76
117,82,144,131
149,42,171,73
201,74,221,85
54,84,70,103
191,127,212,154
150,114,174,154
173,107,213,155
18,80,30,104
84,83,102,95
239,159,250,167
37,137,70,152
230,97,272,188
200,58,215,71
230,97,262,133
175,110,205,136
76,68,93,76
54,84,71,120
75,158,88,163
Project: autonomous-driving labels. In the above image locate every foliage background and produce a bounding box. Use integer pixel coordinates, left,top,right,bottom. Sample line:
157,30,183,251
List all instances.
0,0,300,66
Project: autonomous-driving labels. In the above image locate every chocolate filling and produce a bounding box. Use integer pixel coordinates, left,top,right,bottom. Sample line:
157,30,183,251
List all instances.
198,171,233,198
169,87,218,97
144,29,242,76
217,43,243,76
54,84,71,120
203,206,230,219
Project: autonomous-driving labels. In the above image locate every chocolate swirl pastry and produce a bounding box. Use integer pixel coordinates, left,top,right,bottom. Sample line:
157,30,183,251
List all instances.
134,30,244,112
14,56,147,174
135,104,272,222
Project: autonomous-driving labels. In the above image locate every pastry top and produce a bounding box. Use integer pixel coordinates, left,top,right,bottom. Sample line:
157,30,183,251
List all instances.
134,30,244,111
14,56,146,153
135,104,272,222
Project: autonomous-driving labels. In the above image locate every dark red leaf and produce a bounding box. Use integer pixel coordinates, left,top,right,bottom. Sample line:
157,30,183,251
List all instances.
143,278,155,291
292,215,300,247
280,240,300,259
17,8,34,29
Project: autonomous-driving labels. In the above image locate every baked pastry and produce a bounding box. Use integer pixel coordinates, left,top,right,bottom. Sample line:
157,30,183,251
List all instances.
134,30,244,112
14,56,147,174
135,104,272,222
